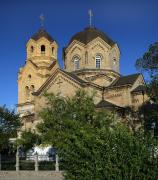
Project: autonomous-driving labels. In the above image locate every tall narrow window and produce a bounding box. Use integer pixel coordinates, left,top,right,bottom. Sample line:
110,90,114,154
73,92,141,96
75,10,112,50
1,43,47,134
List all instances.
25,86,30,100
31,46,34,53
41,45,45,54
113,58,118,72
113,58,116,64
74,56,80,70
30,85,35,93
28,74,31,80
52,47,54,54
95,55,101,69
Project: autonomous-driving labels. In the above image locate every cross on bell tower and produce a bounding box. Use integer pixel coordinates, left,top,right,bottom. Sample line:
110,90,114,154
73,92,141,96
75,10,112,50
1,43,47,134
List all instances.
39,14,45,28
88,9,93,27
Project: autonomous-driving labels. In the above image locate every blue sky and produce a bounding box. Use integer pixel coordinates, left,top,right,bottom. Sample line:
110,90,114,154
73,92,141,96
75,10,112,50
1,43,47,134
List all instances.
0,0,158,108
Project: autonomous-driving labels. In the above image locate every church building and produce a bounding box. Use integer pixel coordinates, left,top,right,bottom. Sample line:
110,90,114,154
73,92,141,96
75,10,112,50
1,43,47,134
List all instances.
17,25,147,131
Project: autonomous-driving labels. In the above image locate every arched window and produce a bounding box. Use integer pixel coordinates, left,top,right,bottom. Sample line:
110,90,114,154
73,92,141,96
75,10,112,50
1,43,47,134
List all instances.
95,55,101,69
30,46,34,53
73,56,80,70
30,85,35,93
28,74,31,80
41,45,45,54
113,58,117,65
25,86,30,100
52,47,54,54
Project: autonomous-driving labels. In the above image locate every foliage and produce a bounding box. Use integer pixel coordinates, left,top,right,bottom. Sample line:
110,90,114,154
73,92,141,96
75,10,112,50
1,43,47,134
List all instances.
0,106,21,153
37,90,158,180
139,102,158,136
17,130,41,152
135,42,158,78
135,42,158,135
147,78,158,104
135,42,158,103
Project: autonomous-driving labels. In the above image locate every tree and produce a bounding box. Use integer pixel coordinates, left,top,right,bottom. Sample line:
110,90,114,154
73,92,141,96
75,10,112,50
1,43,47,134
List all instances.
136,42,158,134
135,42,158,79
37,91,158,179
0,106,21,153
146,78,158,104
17,130,41,152
139,102,158,136
135,42,158,103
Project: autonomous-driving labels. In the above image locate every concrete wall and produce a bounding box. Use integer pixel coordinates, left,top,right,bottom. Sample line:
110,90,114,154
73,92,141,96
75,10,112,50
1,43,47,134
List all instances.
0,171,64,180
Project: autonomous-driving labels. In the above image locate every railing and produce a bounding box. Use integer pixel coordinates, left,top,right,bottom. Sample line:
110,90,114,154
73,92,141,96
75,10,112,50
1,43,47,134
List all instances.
0,153,60,171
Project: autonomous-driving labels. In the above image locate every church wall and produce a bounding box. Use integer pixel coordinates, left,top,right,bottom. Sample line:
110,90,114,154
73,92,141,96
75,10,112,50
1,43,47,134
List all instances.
104,86,131,107
84,39,110,70
64,38,120,73
18,65,37,104
130,75,148,109
92,77,111,87
26,40,37,59
64,42,85,71
26,38,58,62
33,95,47,125
82,86,102,104
18,63,50,104
34,74,82,121
85,72,117,87
109,45,120,73
18,34,59,105
130,76,142,91
131,93,144,109
33,75,102,126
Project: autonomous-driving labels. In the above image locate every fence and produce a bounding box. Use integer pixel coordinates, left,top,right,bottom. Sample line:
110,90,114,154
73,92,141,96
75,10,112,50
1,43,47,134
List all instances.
0,152,61,171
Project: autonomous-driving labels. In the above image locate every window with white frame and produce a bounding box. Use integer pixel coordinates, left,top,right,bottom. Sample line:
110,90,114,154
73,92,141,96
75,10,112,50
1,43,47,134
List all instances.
95,55,101,69
73,56,80,70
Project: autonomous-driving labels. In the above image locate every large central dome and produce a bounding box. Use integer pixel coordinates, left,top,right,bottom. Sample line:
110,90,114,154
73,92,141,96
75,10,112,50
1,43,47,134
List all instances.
69,27,115,46
64,26,120,74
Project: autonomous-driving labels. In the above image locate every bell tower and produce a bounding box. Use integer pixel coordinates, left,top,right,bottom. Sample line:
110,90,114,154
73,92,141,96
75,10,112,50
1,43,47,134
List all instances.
18,28,59,117
26,28,58,67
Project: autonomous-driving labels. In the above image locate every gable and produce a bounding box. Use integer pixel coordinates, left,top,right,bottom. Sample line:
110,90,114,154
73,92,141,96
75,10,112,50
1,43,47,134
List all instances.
65,40,85,53
88,37,111,50
33,69,86,96
45,73,81,97
69,45,83,55
130,74,146,91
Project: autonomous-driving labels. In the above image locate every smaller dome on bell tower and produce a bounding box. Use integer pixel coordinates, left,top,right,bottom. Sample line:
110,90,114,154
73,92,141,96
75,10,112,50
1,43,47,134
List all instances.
26,28,58,67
